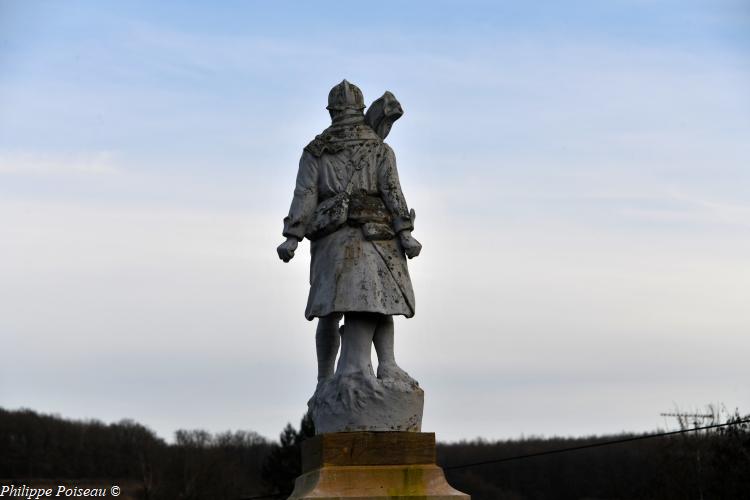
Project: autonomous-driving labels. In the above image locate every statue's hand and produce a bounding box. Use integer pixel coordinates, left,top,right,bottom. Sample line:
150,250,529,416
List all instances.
277,237,299,262
399,231,422,259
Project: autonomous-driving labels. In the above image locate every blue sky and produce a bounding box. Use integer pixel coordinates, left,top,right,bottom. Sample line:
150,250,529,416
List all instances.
1,0,749,441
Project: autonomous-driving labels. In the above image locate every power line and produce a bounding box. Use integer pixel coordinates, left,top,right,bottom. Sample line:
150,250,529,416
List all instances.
240,418,750,498
444,418,750,471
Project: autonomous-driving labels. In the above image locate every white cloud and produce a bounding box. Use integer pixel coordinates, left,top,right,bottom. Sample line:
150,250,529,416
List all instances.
0,151,120,176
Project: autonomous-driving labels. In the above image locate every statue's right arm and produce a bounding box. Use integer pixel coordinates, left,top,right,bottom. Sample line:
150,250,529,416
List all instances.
377,145,421,259
278,152,318,262
277,236,299,262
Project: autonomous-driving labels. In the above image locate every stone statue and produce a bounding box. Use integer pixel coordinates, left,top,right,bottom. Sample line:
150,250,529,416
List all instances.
277,80,424,433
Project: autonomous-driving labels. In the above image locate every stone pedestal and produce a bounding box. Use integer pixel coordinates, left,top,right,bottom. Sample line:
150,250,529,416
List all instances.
310,372,424,434
288,432,469,499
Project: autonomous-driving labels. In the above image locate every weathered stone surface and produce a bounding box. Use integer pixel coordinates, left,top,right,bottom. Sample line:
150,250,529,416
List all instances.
364,91,403,140
309,371,423,434
288,432,469,500
278,79,424,436
302,432,436,472
288,464,468,500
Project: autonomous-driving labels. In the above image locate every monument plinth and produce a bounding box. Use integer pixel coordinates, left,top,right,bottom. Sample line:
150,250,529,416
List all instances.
288,432,469,500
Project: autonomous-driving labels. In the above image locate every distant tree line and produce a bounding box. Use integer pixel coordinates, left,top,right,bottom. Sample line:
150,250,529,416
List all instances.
1,406,748,499
0,408,276,499
439,409,750,500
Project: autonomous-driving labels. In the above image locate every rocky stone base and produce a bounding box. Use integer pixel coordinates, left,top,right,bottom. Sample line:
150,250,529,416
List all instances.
309,371,424,434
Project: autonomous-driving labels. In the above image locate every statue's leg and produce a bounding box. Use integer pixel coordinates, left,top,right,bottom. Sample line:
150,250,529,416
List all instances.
374,315,415,382
316,313,342,383
336,312,378,377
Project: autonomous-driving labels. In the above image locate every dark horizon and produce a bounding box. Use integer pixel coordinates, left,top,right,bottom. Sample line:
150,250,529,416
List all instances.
3,406,749,500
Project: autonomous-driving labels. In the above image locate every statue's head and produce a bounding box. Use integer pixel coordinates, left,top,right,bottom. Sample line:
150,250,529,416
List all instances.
327,80,365,121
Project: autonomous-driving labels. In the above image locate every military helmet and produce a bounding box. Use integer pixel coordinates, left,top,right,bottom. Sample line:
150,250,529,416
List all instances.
326,79,365,111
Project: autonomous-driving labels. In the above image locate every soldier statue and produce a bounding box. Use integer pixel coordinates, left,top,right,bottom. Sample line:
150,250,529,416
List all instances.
277,80,422,432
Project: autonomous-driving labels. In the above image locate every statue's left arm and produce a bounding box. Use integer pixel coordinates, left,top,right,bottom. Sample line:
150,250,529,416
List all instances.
378,144,421,259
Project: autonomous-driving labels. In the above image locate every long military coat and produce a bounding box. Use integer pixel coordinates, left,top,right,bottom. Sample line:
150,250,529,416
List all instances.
283,122,415,320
